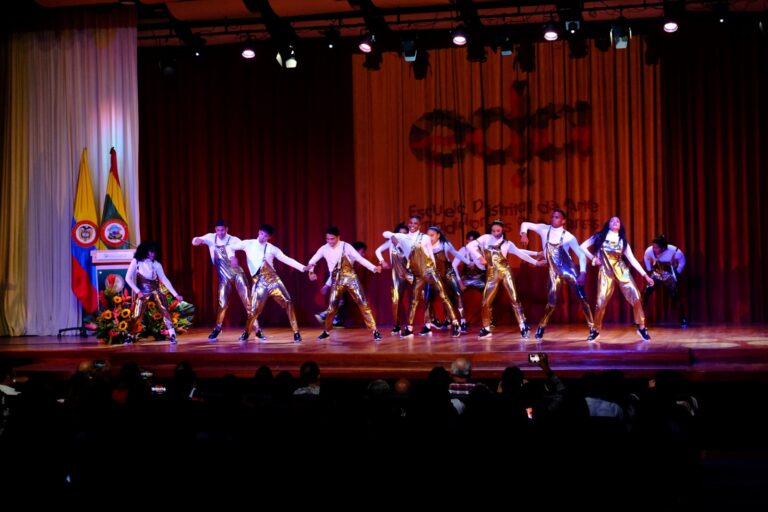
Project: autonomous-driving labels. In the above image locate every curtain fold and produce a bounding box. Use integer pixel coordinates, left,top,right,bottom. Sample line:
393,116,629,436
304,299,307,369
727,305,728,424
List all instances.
0,8,139,336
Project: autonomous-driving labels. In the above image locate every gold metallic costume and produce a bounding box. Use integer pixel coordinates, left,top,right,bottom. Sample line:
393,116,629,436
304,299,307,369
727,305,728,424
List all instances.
322,249,377,332
480,239,526,329
130,273,174,335
213,243,251,328
459,259,486,290
408,234,457,327
539,228,594,329
593,239,645,330
390,245,412,327
244,262,298,334
425,247,465,322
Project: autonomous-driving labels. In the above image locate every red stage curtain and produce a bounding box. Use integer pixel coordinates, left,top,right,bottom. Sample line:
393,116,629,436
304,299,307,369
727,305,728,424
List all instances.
138,46,356,328
661,26,768,323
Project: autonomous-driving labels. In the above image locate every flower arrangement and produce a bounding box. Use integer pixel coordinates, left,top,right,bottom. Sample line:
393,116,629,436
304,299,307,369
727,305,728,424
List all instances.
84,281,194,345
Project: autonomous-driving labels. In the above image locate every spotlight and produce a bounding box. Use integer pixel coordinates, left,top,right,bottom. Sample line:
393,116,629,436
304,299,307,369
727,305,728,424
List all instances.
543,21,559,41
713,2,728,24
566,21,580,35
498,34,513,56
595,33,611,52
324,27,340,49
611,18,631,49
663,0,683,33
276,45,297,69
401,38,417,62
412,49,430,80
452,26,468,46
241,39,256,59
359,33,375,53
466,39,486,63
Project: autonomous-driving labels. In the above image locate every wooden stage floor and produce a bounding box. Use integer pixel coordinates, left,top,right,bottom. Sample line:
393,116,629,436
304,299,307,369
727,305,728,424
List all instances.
2,324,767,381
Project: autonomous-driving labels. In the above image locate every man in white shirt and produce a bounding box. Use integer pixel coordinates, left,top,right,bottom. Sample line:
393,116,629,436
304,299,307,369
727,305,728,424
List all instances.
231,224,307,343
192,219,252,340
520,209,596,341
643,234,688,327
308,226,383,341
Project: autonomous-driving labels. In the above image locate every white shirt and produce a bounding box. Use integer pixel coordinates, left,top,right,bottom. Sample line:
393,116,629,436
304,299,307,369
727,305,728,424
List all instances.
520,222,587,272
374,239,405,264
580,232,647,275
452,245,486,274
126,259,180,298
308,241,377,273
467,234,539,265
382,231,436,264
192,233,243,264
644,244,686,273
230,239,304,276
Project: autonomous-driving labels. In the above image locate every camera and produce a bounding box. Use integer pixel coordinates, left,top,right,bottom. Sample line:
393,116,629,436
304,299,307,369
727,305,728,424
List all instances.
151,384,167,395
528,353,541,364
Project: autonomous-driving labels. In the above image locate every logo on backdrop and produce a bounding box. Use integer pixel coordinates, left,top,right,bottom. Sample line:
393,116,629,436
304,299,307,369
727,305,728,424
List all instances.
100,220,129,248
408,80,592,171
71,220,99,248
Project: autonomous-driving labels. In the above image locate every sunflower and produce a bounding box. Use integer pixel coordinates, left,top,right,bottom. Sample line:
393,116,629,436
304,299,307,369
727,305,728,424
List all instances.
120,308,131,319
113,296,123,305
118,320,128,331
101,310,113,320
147,301,157,311
152,312,163,321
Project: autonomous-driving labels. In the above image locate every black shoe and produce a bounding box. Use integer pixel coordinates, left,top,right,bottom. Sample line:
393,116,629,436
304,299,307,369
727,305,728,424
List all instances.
681,318,688,329
432,319,449,330
293,332,302,343
317,331,330,340
418,326,432,336
587,329,600,342
391,324,401,334
535,326,545,340
238,331,249,342
520,323,530,340
451,324,461,338
400,328,414,338
636,327,651,341
478,327,492,339
460,320,469,333
254,330,267,341
208,326,221,340
169,334,177,344
373,330,382,341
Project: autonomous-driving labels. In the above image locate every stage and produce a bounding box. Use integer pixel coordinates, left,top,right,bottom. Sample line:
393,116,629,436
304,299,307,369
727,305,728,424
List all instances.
2,324,767,382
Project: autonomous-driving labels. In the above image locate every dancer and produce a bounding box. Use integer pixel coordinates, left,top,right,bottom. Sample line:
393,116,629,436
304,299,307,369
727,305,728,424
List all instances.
308,226,383,341
374,222,411,334
643,234,688,327
452,230,486,292
383,215,461,338
192,219,252,340
231,224,306,343
125,241,183,343
467,220,544,339
316,241,371,327
425,226,472,334
580,217,655,341
520,209,597,341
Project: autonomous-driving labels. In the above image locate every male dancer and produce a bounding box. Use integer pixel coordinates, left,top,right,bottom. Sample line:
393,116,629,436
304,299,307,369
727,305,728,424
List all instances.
231,224,306,343
308,226,383,341
374,222,411,334
643,234,688,327
468,220,544,339
192,219,252,340
520,209,597,341
383,215,461,338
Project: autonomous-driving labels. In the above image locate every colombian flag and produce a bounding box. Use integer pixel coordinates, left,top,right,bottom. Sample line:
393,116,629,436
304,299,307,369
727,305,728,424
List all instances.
99,147,130,248
71,148,99,313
